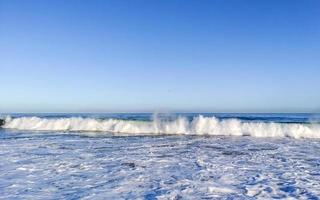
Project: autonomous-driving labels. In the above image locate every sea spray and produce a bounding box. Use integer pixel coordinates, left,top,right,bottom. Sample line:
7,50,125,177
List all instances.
2,115,320,138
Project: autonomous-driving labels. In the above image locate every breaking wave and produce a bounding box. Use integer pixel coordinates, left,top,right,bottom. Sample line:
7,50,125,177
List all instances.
2,116,320,138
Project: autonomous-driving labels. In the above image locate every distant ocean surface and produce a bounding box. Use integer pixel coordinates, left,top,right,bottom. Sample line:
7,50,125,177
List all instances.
1,113,320,199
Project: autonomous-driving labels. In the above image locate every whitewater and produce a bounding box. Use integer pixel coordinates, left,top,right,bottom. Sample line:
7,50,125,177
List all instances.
2,115,320,138
1,113,320,199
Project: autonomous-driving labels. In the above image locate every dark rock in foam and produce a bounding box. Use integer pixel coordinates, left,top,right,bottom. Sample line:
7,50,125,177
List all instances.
0,119,4,127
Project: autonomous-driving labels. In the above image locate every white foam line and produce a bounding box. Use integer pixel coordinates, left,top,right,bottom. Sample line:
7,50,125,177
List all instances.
3,115,320,138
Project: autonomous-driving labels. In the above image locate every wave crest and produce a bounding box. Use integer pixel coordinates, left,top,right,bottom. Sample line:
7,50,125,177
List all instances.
2,115,320,138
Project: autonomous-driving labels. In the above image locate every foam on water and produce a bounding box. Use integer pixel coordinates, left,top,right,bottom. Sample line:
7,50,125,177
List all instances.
1,113,320,199
2,115,320,138
1,133,320,199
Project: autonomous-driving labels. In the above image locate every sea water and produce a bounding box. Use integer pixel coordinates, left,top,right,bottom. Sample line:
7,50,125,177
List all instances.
0,113,319,199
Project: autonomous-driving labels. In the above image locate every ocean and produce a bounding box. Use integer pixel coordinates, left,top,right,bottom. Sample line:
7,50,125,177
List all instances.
0,113,319,199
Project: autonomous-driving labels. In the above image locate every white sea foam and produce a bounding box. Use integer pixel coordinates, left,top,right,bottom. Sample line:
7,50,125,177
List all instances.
2,115,320,138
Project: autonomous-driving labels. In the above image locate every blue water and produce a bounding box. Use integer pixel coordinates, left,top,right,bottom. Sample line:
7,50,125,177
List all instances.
0,113,320,199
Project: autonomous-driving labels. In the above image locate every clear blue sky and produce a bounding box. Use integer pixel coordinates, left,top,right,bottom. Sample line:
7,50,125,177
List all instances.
0,0,319,113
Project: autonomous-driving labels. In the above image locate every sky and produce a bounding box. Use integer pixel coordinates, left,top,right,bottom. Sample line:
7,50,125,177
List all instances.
0,0,319,113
